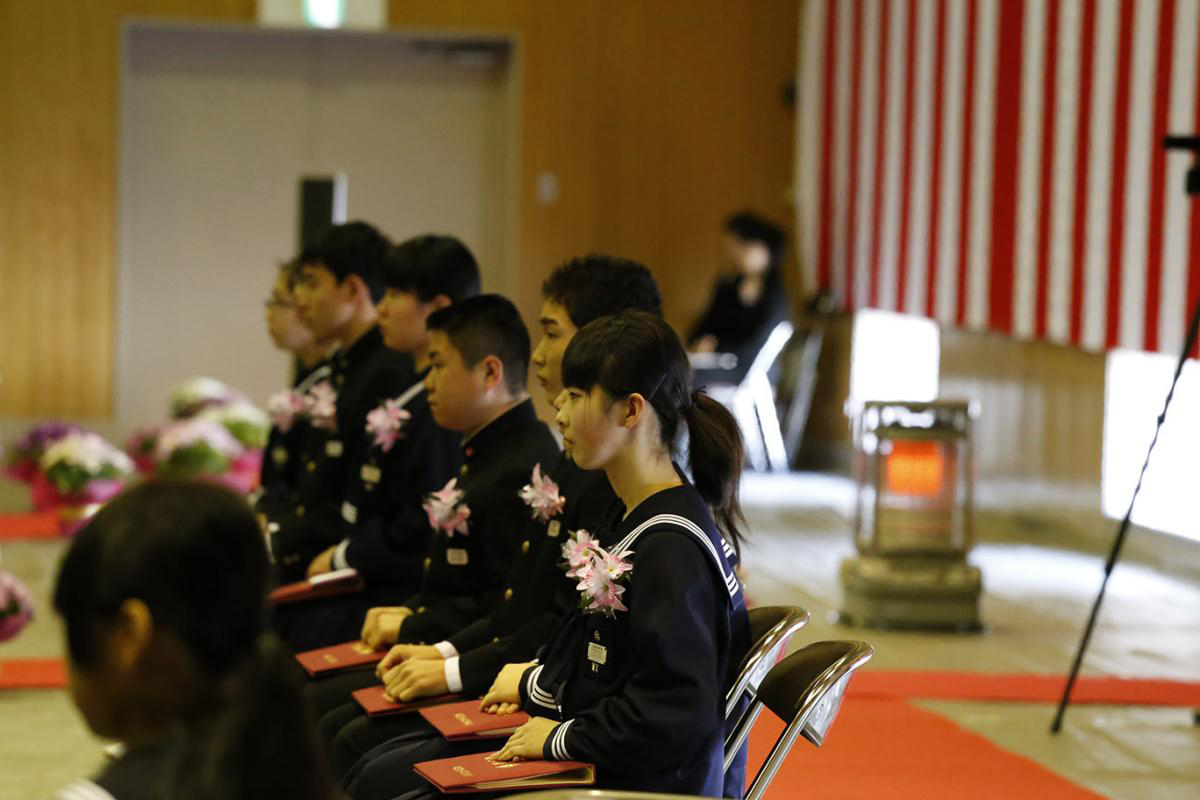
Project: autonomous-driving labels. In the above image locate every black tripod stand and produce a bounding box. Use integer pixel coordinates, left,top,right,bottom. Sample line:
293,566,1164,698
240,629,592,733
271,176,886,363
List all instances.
1050,134,1200,734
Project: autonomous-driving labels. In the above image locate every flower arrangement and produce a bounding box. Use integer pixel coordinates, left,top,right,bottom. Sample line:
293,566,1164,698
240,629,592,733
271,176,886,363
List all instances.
154,417,244,478
0,569,34,643
125,426,163,474
561,530,633,617
519,463,565,522
168,376,244,419
4,421,85,483
199,400,269,450
304,380,338,431
39,432,135,495
365,398,411,453
423,478,471,536
267,389,306,433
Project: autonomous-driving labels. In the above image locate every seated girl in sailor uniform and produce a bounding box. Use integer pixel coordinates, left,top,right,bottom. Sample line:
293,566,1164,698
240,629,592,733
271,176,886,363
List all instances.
343,310,750,799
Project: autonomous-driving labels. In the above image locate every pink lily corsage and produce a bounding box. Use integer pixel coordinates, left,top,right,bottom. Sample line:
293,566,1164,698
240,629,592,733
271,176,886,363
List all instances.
519,463,566,522
267,389,306,433
305,381,338,431
562,530,633,617
365,398,412,453
423,478,471,536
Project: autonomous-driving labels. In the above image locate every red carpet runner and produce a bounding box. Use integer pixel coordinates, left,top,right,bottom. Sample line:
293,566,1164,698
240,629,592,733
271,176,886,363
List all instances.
745,697,1104,799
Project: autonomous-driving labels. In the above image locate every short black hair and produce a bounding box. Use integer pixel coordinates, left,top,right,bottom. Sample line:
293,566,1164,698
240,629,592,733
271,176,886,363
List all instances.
724,211,787,273
383,235,481,302
54,480,267,675
299,221,391,302
427,294,530,395
541,254,663,328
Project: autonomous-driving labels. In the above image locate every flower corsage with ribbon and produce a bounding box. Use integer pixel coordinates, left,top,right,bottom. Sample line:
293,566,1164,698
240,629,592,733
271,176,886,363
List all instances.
304,380,338,431
423,478,471,536
266,389,306,433
365,398,412,453
519,463,565,522
561,530,633,617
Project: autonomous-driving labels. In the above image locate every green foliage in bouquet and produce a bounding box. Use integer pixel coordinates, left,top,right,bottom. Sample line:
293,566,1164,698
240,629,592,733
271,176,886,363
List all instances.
156,442,232,478
221,419,268,450
45,461,126,494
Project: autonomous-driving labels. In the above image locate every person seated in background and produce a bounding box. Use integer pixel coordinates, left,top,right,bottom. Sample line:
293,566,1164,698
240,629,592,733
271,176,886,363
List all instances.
342,310,750,800
306,294,558,716
258,257,334,516
688,210,790,386
316,254,663,777
52,480,337,800
260,221,415,581
275,235,480,651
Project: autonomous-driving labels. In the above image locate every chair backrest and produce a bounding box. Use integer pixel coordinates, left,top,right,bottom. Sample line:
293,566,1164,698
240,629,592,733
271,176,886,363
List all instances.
722,606,809,775
743,320,794,384
738,640,874,800
725,605,810,720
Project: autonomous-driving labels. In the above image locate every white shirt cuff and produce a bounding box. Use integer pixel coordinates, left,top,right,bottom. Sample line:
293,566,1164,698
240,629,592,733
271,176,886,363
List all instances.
443,656,463,693
434,640,458,659
331,539,351,570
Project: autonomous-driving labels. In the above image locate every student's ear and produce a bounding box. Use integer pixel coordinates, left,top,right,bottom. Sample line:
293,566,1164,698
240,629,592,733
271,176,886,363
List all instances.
620,393,647,429
428,294,453,313
344,274,371,306
110,599,154,672
479,354,506,393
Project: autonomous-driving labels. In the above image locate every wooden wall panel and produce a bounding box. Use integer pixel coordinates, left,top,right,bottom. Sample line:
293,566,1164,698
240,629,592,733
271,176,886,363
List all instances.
0,0,254,416
395,0,801,328
0,0,797,416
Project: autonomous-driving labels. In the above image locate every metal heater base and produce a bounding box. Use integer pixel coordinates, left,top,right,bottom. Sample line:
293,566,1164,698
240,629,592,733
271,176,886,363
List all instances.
838,555,983,632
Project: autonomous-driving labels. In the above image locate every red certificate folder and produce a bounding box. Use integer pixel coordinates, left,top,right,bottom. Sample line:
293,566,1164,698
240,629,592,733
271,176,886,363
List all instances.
294,640,384,677
351,687,463,717
268,568,364,605
419,700,531,740
414,751,595,793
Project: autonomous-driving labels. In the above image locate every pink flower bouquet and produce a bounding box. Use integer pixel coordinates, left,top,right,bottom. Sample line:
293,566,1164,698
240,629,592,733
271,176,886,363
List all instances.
0,570,34,643
4,421,86,484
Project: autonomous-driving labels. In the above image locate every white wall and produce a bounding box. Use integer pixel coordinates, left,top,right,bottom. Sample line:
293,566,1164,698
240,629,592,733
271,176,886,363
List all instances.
117,23,515,430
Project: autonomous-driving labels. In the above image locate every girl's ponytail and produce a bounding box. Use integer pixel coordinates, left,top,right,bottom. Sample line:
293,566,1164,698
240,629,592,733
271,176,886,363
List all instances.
684,389,747,555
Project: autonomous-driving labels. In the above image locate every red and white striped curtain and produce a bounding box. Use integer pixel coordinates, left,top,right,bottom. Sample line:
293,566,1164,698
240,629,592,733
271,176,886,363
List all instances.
797,0,1200,356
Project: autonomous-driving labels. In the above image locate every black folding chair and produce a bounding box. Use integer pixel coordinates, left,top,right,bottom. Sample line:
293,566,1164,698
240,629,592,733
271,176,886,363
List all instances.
723,605,810,770
729,640,875,800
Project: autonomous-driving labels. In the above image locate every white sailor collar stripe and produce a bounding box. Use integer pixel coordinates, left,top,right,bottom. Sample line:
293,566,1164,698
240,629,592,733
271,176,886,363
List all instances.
615,513,740,599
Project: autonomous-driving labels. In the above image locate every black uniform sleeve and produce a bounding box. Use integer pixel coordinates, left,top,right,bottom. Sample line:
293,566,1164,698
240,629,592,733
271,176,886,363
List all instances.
541,533,723,770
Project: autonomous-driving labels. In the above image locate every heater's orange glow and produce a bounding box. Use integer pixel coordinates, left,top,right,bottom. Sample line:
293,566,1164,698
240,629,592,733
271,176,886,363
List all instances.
884,440,947,496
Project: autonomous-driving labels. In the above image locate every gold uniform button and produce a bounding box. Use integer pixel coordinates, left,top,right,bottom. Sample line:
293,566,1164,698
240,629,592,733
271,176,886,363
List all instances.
423,557,432,570
306,461,316,472
521,540,530,554
458,464,468,478
492,636,500,644
335,374,345,386
504,588,513,601
296,505,305,517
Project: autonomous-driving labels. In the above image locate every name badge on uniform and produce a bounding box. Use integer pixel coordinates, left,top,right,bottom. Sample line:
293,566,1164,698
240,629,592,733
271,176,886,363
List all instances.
271,445,288,467
341,501,358,524
586,642,608,666
446,548,469,566
547,520,561,538
325,439,344,457
360,464,381,485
